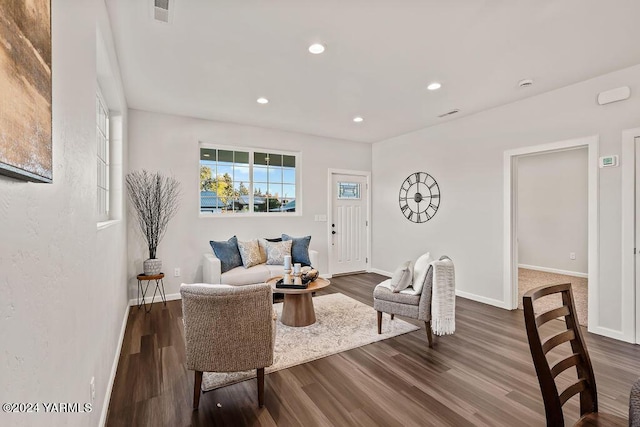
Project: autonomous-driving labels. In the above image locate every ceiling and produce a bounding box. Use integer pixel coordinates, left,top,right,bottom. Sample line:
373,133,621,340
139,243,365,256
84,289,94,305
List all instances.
106,0,640,143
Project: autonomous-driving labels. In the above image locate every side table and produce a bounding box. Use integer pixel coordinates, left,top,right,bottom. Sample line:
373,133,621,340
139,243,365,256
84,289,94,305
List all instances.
137,273,166,313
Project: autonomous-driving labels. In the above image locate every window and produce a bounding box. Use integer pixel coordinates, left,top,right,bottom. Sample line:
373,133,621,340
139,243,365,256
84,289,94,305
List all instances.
96,90,109,221
200,145,298,214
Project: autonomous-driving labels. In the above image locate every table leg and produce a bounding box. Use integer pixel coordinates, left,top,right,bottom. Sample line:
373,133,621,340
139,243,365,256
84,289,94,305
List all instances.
159,278,167,305
281,293,316,327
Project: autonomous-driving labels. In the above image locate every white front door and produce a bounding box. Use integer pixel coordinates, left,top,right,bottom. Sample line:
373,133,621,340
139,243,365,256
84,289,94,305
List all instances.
330,173,368,275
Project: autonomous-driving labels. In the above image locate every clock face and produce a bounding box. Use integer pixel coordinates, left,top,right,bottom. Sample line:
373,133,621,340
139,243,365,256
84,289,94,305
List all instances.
399,172,440,223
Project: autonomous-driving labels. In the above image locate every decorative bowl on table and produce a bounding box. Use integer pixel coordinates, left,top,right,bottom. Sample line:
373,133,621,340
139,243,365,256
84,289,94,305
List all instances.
301,268,319,284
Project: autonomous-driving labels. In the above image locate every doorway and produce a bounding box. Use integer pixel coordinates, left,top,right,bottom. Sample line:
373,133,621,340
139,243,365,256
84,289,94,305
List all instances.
328,170,370,276
504,135,599,333
515,147,588,326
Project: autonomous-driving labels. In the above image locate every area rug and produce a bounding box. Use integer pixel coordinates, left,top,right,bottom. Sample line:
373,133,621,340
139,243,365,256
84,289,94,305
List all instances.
517,268,588,327
202,292,420,392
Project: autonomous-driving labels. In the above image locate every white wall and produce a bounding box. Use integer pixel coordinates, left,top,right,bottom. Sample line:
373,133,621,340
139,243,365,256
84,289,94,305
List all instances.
0,2,129,426
372,64,640,335
127,109,372,300
517,148,588,274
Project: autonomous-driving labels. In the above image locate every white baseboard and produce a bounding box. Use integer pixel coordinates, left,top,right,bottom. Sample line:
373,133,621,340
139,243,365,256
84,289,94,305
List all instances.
128,292,181,307
455,290,511,310
99,303,130,427
320,273,332,279
518,264,588,279
368,268,392,277
587,325,635,343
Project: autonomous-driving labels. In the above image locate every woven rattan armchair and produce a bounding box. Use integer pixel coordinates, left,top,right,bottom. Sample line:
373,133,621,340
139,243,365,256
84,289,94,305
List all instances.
180,283,275,409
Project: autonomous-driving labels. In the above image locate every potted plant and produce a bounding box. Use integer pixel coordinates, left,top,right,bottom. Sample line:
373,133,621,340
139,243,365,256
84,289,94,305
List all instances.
126,170,181,276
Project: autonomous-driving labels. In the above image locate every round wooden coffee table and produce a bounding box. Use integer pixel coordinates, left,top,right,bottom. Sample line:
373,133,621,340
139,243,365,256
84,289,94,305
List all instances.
267,276,331,327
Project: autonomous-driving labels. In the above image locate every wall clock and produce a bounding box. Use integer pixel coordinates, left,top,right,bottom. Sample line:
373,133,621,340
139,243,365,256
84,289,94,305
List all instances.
398,172,440,223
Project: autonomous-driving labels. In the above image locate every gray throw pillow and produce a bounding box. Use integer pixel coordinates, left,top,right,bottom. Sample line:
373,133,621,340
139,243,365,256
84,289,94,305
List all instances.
390,260,414,293
282,234,312,266
210,236,243,273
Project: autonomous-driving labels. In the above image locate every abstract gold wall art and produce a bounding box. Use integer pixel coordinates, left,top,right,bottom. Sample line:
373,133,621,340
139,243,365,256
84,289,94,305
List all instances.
0,0,52,182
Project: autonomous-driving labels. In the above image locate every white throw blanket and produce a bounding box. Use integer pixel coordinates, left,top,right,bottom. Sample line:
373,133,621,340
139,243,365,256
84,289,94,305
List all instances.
430,258,456,335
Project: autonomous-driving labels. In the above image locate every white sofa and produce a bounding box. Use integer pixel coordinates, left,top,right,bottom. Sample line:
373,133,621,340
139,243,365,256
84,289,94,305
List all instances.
203,250,319,286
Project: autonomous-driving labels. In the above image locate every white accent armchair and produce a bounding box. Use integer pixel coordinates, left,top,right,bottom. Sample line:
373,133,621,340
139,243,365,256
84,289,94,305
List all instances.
180,283,276,408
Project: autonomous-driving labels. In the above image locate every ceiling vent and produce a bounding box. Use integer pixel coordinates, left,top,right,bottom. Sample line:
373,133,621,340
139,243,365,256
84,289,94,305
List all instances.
437,109,460,118
153,0,170,23
518,79,534,88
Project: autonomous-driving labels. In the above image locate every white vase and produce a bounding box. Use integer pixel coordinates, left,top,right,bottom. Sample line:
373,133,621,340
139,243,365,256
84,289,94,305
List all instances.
143,258,162,275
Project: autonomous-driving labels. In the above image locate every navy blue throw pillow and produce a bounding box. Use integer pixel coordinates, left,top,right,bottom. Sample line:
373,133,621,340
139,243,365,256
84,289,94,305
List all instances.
264,237,282,242
282,234,312,266
210,236,243,273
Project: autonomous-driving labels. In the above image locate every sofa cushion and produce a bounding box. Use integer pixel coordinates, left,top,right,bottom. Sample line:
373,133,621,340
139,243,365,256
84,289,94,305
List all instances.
221,264,271,286
390,260,413,292
210,236,243,273
374,280,421,305
265,240,292,265
282,234,312,266
237,239,262,268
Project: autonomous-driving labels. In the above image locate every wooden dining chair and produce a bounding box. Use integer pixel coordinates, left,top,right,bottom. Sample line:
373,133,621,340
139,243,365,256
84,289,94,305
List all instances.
523,283,626,426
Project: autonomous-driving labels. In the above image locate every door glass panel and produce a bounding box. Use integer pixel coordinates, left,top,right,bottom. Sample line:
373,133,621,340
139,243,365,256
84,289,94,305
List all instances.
338,182,361,199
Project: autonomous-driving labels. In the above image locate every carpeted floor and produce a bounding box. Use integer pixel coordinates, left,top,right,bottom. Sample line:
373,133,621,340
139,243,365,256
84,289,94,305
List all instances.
202,292,420,392
517,268,588,326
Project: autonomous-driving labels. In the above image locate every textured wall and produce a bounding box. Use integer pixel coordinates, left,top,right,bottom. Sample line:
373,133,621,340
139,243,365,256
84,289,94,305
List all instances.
126,109,372,300
0,1,129,426
372,64,640,334
517,148,588,274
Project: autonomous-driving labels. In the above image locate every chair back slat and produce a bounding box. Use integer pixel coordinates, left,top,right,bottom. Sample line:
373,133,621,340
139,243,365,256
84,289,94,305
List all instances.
550,353,581,378
559,379,588,406
542,329,575,354
523,283,598,426
536,306,571,327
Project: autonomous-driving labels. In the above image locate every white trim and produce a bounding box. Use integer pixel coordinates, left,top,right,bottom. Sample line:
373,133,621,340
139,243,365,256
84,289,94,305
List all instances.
320,273,333,279
589,326,634,343
128,292,182,307
455,290,511,310
96,219,120,231
99,304,130,427
369,268,392,277
504,136,599,332
622,127,640,343
327,169,372,276
518,264,588,279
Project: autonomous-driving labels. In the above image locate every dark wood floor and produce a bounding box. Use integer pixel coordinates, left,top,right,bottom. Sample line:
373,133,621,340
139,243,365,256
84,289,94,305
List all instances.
106,273,640,426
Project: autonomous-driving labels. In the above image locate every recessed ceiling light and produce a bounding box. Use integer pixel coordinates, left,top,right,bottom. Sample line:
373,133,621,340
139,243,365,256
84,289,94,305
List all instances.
353,116,364,123
256,97,269,104
427,82,442,91
308,43,325,54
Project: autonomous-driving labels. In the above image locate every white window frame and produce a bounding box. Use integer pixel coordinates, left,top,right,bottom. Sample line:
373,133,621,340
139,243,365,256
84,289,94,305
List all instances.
96,89,110,222
199,143,301,217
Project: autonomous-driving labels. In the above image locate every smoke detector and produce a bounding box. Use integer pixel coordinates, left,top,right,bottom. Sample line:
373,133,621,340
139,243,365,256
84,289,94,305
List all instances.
153,0,172,23
518,79,534,88
437,109,460,118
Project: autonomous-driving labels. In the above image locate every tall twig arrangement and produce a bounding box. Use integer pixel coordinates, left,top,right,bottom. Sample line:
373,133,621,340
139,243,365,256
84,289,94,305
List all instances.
126,170,181,259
